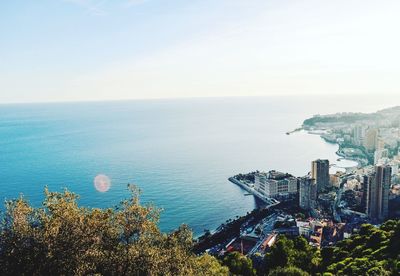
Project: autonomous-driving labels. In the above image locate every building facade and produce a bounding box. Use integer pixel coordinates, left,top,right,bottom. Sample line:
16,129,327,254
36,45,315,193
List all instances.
364,128,378,152
362,165,392,222
254,171,298,198
311,159,330,192
299,177,317,210
374,149,389,165
352,125,366,146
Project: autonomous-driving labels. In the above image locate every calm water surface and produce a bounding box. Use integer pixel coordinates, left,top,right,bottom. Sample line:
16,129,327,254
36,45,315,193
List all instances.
0,96,394,235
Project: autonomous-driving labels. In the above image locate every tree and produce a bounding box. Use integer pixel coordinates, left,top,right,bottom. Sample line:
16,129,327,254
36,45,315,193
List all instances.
264,236,293,272
268,266,309,276
222,251,256,276
264,236,318,275
0,186,229,275
321,247,334,270
324,220,400,275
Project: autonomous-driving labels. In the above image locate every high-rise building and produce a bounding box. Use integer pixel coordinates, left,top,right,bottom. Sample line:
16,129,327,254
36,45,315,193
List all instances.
362,174,373,214
375,165,391,221
299,177,317,210
311,159,330,192
352,125,366,146
364,128,378,152
376,138,386,151
362,165,391,222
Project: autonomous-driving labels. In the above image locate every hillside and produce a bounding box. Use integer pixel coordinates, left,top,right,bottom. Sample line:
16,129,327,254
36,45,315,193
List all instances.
1,187,399,275
302,106,400,128
263,220,400,275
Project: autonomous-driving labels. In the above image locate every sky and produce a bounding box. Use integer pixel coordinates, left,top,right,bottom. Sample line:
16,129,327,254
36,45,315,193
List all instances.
1,0,400,103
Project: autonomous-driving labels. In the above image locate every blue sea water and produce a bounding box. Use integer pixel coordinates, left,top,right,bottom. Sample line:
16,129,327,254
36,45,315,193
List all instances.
0,95,394,235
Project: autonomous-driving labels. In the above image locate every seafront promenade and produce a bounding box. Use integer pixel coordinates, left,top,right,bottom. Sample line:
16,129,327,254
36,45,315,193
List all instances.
228,177,279,207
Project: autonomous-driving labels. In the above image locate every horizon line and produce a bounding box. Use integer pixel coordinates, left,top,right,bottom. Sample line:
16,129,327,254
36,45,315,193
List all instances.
0,93,398,106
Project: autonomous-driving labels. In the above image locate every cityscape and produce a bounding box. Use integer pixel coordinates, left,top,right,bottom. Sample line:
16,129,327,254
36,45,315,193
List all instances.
196,106,400,267
2,0,400,275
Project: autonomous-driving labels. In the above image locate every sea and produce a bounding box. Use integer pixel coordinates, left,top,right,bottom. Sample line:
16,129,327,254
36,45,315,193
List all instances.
0,95,396,235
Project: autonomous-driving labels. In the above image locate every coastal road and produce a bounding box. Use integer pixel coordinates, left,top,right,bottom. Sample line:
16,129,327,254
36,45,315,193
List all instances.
247,213,278,256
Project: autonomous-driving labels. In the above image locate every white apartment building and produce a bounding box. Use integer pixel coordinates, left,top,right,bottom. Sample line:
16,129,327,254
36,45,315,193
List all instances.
254,172,298,198
374,149,389,165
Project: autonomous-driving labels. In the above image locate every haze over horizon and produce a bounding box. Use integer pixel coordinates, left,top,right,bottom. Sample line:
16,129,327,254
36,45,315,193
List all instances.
1,0,400,103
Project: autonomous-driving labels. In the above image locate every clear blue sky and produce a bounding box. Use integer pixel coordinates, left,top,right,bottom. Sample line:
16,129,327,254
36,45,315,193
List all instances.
1,0,400,103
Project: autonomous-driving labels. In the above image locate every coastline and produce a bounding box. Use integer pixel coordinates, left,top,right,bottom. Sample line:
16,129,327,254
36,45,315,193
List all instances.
335,149,364,168
287,127,362,168
306,130,365,169
202,127,359,238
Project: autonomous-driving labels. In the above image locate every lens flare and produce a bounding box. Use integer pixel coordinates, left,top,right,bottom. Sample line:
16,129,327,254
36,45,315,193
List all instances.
94,174,111,192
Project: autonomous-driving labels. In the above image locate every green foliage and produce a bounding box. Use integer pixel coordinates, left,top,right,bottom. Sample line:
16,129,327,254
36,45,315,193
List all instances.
0,186,229,276
324,220,400,275
263,220,399,275
268,266,309,276
222,252,256,276
303,113,378,127
264,236,319,275
1,185,398,276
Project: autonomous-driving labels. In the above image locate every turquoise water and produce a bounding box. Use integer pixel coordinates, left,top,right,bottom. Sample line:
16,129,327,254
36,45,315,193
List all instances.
0,96,394,235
